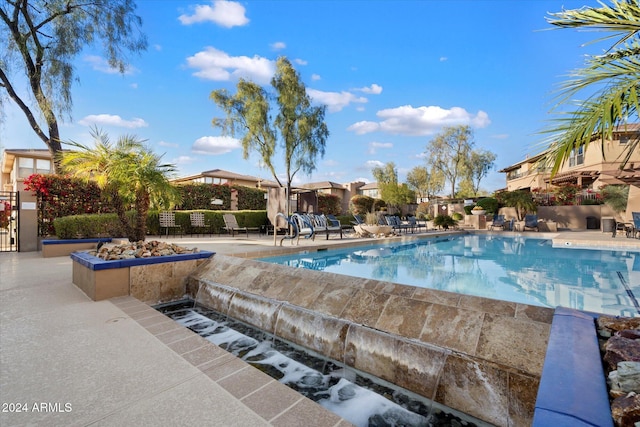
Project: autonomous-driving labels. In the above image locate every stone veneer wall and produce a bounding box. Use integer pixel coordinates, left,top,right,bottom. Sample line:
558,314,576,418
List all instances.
187,254,554,427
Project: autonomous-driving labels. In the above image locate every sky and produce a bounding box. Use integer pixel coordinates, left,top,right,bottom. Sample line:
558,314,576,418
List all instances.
2,0,607,193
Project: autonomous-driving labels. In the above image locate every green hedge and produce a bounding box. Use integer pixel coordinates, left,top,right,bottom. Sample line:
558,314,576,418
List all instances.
54,210,268,239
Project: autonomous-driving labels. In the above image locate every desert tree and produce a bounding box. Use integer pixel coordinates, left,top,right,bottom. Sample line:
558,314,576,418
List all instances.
406,165,445,202
466,149,496,196
0,0,147,172
426,125,474,198
211,57,328,215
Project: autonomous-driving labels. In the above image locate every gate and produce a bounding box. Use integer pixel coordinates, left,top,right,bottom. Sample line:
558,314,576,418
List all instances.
0,191,19,252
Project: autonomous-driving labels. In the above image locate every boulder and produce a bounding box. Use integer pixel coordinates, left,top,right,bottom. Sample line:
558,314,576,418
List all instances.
611,393,640,427
604,335,640,370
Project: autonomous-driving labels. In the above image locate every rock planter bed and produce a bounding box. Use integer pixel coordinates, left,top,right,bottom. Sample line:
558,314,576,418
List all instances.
598,315,640,427
41,237,113,258
71,241,213,303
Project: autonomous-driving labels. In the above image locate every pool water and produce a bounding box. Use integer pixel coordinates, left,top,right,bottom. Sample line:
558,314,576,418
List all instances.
261,235,640,317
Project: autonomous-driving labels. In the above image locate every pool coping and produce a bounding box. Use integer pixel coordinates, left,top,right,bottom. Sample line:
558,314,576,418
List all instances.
532,307,613,427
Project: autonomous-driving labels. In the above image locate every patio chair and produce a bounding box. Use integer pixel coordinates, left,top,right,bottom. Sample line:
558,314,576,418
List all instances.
190,212,214,236
406,216,423,232
159,211,182,237
223,213,248,237
290,213,315,244
352,214,365,225
309,214,342,240
489,214,506,231
629,212,640,239
523,214,539,232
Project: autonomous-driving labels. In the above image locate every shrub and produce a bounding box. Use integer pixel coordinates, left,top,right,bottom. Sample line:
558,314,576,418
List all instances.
350,195,375,214
415,202,430,220
24,174,108,236
451,212,463,221
54,213,127,239
318,193,342,215
463,205,473,215
433,214,457,230
475,197,500,215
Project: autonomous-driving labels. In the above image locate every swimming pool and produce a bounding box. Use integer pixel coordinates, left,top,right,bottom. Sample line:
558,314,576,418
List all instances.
261,235,640,317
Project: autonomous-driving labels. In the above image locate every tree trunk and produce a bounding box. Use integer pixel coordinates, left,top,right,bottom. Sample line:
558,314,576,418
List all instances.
110,189,134,240
133,189,150,242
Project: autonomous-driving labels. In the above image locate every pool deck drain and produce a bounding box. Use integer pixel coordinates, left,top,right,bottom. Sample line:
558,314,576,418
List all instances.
1,230,638,426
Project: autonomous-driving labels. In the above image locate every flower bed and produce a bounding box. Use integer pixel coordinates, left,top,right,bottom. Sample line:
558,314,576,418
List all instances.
70,241,213,303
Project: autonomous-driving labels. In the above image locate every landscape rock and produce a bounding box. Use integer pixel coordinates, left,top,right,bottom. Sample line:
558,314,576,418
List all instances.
611,392,640,427
604,335,640,370
598,316,640,338
609,361,640,397
90,240,199,260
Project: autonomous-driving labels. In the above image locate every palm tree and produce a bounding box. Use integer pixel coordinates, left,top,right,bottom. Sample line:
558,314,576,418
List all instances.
542,0,640,175
59,128,179,241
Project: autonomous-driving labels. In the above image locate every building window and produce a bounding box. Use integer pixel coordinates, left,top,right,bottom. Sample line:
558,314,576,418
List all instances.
17,157,51,178
36,159,51,175
568,146,584,167
619,135,629,144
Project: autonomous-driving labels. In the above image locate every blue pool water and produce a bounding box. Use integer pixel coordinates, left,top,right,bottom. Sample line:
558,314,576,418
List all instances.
261,235,640,317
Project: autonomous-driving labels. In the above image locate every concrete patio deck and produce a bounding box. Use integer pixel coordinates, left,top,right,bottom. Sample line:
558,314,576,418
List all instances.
1,229,638,426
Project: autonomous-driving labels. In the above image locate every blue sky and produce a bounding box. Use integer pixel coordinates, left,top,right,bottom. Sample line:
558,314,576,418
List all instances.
3,0,604,192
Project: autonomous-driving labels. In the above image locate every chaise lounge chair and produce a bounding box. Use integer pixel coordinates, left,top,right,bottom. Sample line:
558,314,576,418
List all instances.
489,214,506,231
223,213,248,237
523,214,539,232
309,214,342,240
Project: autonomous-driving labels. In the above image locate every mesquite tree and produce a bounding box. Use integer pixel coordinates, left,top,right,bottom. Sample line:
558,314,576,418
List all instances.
0,0,147,172
211,56,329,215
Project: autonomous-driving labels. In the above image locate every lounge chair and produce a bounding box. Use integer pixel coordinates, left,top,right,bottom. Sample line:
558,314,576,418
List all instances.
489,214,506,231
159,211,181,237
310,214,342,240
523,214,539,232
352,214,365,225
406,216,422,232
290,213,315,243
632,212,640,239
223,213,248,237
190,212,214,236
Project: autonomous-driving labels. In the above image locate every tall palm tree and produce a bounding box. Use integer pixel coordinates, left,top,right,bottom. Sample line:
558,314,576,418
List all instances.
542,0,640,175
59,128,179,241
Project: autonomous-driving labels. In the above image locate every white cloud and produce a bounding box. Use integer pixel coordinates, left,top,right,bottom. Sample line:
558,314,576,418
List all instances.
84,55,137,75
306,88,367,113
271,41,286,50
78,114,148,128
294,58,308,66
368,141,393,154
354,84,383,95
365,160,384,169
173,155,196,165
178,1,249,27
347,105,490,136
311,74,321,81
186,47,276,84
158,140,179,148
153,44,162,51
440,57,448,62
347,121,380,135
191,136,241,155
130,83,138,89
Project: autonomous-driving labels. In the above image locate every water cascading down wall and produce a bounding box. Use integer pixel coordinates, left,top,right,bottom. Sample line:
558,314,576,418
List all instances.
187,254,554,427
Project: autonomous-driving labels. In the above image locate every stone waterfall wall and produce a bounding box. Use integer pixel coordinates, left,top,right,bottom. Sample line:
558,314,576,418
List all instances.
187,254,553,427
